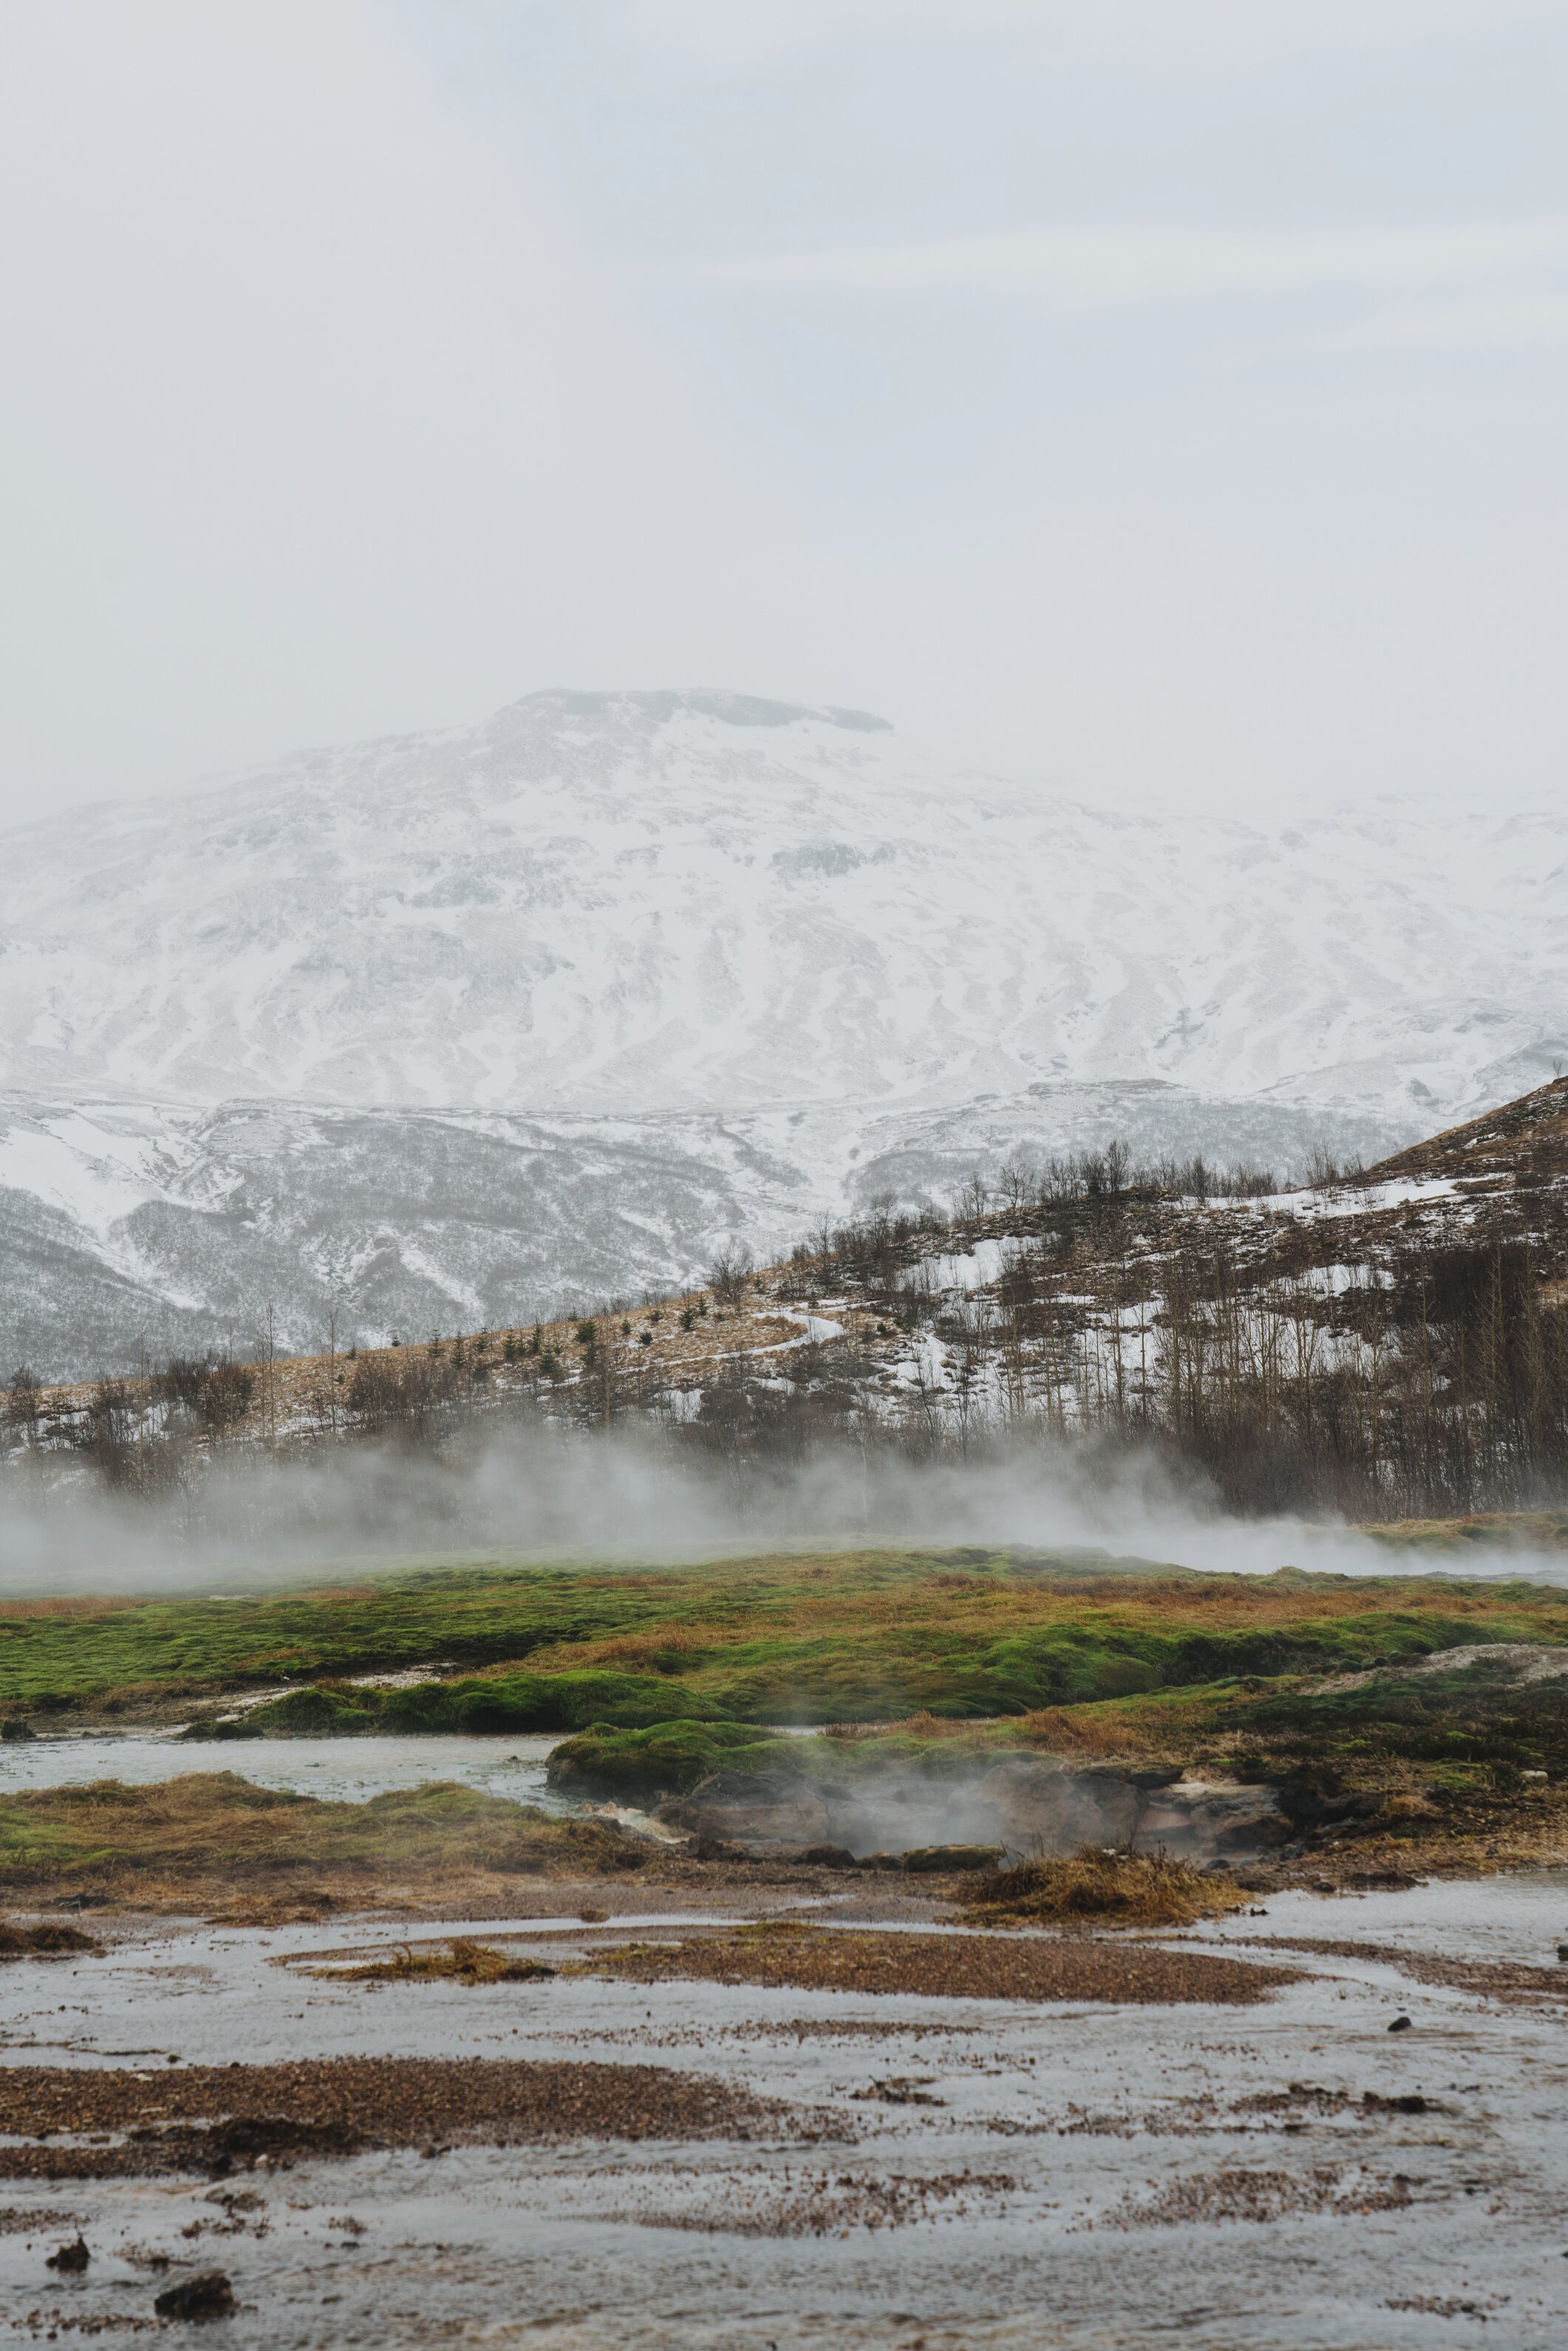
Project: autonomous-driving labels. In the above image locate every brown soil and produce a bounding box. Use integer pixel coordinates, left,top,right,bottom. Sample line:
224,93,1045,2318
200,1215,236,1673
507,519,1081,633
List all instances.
0,2057,784,2180
579,1921,1300,2005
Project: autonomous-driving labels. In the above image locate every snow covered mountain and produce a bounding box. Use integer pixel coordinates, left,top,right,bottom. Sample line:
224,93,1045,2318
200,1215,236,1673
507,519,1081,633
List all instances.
1,687,1563,1375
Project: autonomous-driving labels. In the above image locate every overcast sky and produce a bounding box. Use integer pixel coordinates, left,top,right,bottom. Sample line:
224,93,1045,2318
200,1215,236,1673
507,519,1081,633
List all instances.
1,0,1566,823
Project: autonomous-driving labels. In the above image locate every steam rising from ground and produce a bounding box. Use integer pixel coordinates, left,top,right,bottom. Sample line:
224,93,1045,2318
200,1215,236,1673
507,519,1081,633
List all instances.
1,1429,1560,1599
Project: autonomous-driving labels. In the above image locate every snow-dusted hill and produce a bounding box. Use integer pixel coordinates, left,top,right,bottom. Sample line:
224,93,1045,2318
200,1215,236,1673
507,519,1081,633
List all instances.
1,686,1563,1374
4,685,1564,1120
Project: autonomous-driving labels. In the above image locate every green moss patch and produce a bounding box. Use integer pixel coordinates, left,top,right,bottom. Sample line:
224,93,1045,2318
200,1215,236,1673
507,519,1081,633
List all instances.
207,1668,734,1741
546,1721,785,1801
9,1548,1568,1752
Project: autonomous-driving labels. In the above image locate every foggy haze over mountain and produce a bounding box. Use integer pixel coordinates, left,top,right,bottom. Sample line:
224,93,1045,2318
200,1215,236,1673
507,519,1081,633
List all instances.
2,2,1567,825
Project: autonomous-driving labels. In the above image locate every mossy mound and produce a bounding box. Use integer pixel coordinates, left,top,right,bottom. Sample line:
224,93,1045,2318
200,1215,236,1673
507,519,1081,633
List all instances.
14,1547,1568,1733
1226,1646,1568,1775
546,1720,784,1802
0,1772,651,1911
197,1669,734,1741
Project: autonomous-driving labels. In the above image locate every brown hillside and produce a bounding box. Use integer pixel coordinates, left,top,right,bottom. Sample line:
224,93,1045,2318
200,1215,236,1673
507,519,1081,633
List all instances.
1361,1075,1568,1189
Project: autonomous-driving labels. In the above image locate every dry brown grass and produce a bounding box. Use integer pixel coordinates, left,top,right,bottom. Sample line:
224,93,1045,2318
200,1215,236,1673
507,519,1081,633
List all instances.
823,1711,997,1749
0,1921,101,1960
26,1292,815,1455
0,1595,142,1622
520,1624,729,1673
304,1936,556,1984
1020,1707,1151,1755
957,1845,1251,1931
0,1773,652,1917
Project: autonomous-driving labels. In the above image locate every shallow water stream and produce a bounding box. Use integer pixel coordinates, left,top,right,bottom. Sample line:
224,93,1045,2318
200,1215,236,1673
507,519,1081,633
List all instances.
0,1731,567,1809
3,1873,1568,2347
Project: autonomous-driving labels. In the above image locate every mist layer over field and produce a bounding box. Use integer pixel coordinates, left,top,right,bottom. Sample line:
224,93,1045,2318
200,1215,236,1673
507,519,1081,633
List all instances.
0,1426,1558,1599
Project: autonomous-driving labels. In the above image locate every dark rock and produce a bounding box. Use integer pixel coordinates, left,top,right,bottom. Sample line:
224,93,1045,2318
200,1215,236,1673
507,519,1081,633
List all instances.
979,1758,1138,1847
1272,1772,1381,1831
790,1845,861,1868
898,1844,1001,1874
132,2114,367,2176
46,2236,89,2273
154,2271,236,2321
1,1719,36,1743
689,1835,748,1862
1388,2015,1414,2032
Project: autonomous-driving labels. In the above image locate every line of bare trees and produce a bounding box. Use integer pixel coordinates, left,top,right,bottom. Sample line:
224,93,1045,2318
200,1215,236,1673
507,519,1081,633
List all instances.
7,1143,1568,1523
3,1357,258,1492
778,1164,1568,1516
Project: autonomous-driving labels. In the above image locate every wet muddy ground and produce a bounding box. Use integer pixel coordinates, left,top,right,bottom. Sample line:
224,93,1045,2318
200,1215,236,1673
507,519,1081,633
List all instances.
3,1874,1568,2348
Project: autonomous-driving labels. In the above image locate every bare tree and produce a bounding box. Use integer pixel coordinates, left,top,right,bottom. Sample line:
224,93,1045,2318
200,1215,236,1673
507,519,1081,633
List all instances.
4,1365,42,1454
707,1242,755,1304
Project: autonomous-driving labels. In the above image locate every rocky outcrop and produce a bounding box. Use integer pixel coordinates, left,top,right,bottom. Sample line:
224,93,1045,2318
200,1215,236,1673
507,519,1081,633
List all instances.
1134,1779,1289,1855
664,1757,1286,1862
661,1766,834,1849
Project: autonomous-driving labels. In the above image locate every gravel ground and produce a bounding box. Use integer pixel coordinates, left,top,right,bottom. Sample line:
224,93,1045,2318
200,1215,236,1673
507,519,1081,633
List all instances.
0,2057,782,2179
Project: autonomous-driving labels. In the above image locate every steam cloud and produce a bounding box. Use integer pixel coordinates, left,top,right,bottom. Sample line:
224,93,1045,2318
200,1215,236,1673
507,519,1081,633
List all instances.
1,1428,1558,1599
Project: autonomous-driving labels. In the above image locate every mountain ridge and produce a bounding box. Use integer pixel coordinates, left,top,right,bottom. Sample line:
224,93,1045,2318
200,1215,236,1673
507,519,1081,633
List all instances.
1,684,1564,1374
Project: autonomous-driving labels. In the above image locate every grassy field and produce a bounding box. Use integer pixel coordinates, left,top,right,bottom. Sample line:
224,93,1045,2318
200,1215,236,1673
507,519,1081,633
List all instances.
6,1545,1568,1730
5,1548,1568,1904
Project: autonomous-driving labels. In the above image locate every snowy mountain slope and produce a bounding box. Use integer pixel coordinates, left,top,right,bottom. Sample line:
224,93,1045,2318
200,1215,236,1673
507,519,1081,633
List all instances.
0,684,1563,1376
2,687,1564,1123
0,1092,760,1375
0,1081,1442,1378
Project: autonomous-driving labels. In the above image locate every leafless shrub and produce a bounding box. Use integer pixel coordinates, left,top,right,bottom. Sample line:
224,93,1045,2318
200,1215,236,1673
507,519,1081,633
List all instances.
707,1244,755,1304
